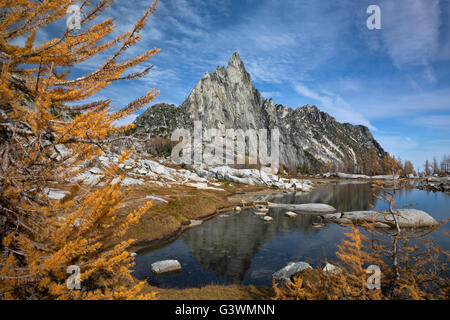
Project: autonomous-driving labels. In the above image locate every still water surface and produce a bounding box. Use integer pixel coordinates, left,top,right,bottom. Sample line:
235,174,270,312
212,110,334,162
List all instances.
132,183,450,288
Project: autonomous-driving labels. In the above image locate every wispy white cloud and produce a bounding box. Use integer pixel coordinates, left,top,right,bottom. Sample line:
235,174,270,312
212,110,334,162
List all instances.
364,89,450,120
372,134,450,171
171,0,204,27
438,0,450,61
140,66,180,86
376,135,418,151
81,0,448,170
379,0,441,82
166,16,207,38
293,83,376,130
407,115,450,131
8,0,448,172
337,77,363,92
260,91,281,99
245,60,288,84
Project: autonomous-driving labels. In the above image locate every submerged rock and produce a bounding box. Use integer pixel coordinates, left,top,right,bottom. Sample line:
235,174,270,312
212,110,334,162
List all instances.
151,260,181,274
272,262,313,284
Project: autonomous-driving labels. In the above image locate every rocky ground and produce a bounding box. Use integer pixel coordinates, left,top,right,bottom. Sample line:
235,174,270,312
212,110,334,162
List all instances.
416,176,450,193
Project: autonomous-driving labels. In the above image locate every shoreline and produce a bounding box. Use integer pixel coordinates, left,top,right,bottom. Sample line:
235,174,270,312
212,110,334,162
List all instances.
127,184,280,300
130,176,449,253
127,177,448,300
131,187,284,253
126,183,272,252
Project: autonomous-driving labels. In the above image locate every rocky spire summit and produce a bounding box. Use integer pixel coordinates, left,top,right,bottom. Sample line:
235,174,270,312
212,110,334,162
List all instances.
134,53,385,169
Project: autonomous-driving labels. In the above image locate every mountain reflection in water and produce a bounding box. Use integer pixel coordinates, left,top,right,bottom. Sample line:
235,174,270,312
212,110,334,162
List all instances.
132,183,449,289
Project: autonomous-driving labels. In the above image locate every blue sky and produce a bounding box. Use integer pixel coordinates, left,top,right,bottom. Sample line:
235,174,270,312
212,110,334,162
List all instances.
17,0,450,171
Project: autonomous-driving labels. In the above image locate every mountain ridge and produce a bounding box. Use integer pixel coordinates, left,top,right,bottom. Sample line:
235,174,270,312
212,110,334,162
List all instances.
134,52,385,171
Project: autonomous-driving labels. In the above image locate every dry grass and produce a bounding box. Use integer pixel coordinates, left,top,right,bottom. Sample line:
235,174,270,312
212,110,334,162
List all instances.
142,283,275,300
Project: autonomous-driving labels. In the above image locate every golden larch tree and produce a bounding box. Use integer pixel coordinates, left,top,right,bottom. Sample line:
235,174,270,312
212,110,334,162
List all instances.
0,0,160,299
403,160,415,176
364,147,381,176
